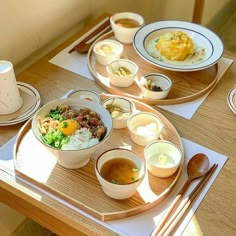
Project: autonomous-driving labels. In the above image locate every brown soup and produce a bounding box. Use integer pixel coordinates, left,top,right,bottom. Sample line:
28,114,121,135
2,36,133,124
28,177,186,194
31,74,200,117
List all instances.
115,18,141,28
100,158,140,184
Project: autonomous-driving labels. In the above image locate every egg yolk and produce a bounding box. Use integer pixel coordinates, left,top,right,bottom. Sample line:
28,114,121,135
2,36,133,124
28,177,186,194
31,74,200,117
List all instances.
59,119,78,136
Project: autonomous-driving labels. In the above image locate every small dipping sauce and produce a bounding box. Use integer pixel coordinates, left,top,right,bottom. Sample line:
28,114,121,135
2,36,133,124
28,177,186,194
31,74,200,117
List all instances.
115,18,141,28
106,59,138,87
144,78,163,92
93,39,123,65
140,73,172,100
135,122,158,136
102,96,136,129
127,112,164,146
105,103,131,119
149,153,176,168
144,140,183,178
95,44,114,56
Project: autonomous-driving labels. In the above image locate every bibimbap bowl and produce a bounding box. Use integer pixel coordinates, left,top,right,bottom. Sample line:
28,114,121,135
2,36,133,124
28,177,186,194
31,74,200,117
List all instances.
32,98,113,169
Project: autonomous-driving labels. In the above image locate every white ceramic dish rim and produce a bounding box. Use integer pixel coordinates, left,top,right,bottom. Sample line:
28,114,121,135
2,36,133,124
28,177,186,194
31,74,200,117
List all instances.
227,87,236,114
32,98,113,152
95,147,146,185
66,89,101,102
106,59,139,78
144,140,183,169
127,111,164,136
141,73,172,92
102,96,136,121
0,82,41,126
133,20,224,72
110,12,145,29
93,39,123,56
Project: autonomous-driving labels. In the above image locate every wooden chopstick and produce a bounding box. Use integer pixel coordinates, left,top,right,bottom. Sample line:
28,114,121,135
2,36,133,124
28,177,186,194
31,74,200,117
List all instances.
152,163,218,236
68,17,110,53
75,25,112,54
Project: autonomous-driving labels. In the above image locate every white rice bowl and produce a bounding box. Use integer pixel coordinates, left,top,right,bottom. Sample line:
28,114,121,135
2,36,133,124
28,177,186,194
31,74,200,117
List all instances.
32,98,113,169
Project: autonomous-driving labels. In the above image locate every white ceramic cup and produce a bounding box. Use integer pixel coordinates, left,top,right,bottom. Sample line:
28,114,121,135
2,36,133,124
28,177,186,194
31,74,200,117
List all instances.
95,148,146,199
110,12,144,44
0,60,22,114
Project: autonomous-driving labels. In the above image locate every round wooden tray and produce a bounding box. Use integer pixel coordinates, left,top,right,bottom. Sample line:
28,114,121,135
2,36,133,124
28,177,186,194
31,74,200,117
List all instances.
14,94,184,221
88,32,219,105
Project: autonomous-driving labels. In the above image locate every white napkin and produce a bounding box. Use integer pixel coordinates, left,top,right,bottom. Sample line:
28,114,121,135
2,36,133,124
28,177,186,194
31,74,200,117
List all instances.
49,17,111,81
0,136,228,236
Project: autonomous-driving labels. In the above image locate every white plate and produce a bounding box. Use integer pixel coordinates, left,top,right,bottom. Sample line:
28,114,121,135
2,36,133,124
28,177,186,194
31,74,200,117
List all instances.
133,20,224,72
0,82,41,126
227,87,236,114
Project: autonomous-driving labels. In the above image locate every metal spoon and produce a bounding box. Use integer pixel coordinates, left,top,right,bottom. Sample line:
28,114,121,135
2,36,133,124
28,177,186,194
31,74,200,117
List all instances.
151,153,210,236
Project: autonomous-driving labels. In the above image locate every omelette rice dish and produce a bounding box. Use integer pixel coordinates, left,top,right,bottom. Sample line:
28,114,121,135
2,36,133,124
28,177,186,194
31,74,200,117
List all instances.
156,31,194,61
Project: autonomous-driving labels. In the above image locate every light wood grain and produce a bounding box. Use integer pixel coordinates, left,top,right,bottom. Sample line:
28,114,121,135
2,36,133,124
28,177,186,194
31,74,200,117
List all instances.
14,94,184,221
0,14,236,236
152,163,218,236
87,32,231,105
192,0,205,23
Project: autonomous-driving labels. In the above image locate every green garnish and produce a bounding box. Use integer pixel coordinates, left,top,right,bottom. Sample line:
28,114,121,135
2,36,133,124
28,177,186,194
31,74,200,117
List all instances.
111,179,118,184
41,129,69,148
132,168,139,172
62,121,68,128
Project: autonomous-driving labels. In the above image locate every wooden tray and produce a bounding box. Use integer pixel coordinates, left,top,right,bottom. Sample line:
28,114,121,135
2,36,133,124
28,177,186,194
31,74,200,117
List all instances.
14,94,184,221
88,32,222,105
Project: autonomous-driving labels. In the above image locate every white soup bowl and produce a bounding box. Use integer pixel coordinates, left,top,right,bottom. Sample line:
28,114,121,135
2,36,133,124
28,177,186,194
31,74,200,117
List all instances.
110,12,144,44
95,148,146,199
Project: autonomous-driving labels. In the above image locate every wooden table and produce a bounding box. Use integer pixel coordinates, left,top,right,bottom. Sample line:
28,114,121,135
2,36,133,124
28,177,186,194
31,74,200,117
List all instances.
1,14,236,236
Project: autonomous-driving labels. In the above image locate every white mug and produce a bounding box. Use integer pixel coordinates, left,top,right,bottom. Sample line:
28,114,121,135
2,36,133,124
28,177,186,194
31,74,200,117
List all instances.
0,60,22,114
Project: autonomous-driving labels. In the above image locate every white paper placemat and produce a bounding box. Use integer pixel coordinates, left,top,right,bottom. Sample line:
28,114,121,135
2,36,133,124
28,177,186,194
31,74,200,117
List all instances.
49,18,233,120
0,136,228,236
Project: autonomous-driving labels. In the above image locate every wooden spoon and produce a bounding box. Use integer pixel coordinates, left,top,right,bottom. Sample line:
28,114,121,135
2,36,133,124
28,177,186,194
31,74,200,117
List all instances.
151,153,210,236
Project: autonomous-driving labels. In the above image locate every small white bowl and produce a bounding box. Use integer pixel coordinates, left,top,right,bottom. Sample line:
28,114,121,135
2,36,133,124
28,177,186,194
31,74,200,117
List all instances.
95,148,146,199
127,112,164,146
66,89,100,103
144,140,182,178
140,73,172,99
102,96,136,129
106,59,138,87
93,39,123,65
110,12,144,44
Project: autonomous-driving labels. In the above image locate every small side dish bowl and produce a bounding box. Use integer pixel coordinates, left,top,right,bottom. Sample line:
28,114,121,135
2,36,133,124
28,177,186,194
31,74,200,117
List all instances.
32,98,113,169
102,96,136,129
110,12,144,44
127,112,164,146
144,140,183,178
95,148,146,199
93,39,123,65
106,59,138,87
66,89,100,103
140,73,172,99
